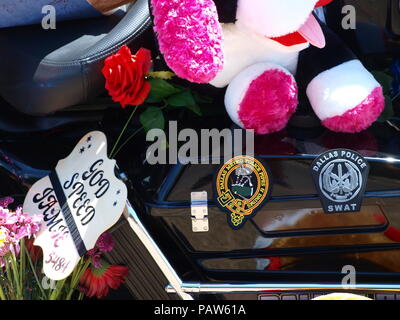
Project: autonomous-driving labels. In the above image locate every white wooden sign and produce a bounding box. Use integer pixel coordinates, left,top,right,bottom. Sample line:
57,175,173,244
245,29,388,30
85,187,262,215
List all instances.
23,131,127,280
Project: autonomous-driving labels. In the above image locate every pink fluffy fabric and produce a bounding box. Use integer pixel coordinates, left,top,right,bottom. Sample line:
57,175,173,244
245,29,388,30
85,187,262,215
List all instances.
151,0,224,83
322,87,385,133
238,69,298,135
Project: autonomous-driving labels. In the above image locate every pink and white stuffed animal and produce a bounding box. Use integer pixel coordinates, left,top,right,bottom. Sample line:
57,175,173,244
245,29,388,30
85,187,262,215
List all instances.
150,0,385,134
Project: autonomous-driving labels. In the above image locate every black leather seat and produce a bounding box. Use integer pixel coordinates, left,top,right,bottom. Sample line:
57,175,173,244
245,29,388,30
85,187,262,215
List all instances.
0,0,152,115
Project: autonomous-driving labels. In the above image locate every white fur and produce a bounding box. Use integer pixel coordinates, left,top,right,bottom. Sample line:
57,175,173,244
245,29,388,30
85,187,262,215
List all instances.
210,23,307,88
236,0,319,38
307,60,380,120
225,63,293,128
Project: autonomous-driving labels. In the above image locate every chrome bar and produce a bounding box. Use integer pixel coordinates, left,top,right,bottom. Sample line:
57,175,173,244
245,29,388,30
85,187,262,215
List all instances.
124,200,193,300
165,283,400,294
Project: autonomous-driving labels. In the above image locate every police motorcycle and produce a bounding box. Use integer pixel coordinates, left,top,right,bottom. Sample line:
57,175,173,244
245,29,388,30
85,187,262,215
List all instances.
0,0,400,300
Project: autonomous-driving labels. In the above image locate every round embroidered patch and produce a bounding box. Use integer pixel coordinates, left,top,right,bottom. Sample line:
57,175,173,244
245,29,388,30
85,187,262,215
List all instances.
214,155,272,230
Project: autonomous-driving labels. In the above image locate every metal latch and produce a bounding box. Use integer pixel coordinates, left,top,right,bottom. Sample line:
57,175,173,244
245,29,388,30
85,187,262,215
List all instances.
191,191,209,232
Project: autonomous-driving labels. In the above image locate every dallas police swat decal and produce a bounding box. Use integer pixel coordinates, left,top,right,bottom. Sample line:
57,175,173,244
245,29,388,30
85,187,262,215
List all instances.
214,155,272,230
311,149,369,214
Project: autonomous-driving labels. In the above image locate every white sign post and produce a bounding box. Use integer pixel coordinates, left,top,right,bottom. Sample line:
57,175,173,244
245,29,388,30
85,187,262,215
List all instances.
23,131,127,280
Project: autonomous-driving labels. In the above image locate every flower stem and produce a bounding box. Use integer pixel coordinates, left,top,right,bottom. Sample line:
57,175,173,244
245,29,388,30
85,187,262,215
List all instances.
5,259,13,299
111,127,143,159
19,239,25,291
10,252,23,299
0,283,6,300
0,269,7,300
49,278,67,300
66,258,91,300
112,104,168,158
24,245,47,300
109,106,138,158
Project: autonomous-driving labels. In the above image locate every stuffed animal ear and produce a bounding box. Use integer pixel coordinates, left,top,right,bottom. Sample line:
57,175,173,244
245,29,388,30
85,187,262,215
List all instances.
150,0,224,83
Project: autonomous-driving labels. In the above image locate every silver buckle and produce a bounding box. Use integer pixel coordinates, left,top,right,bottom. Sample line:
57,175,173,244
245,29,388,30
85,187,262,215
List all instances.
191,191,209,232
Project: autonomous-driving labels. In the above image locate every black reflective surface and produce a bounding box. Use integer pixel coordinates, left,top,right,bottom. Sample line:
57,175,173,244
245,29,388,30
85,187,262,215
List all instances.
0,0,399,299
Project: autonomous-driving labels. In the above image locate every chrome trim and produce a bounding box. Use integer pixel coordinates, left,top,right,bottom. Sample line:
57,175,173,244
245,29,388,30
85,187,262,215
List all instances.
124,200,193,300
165,283,400,294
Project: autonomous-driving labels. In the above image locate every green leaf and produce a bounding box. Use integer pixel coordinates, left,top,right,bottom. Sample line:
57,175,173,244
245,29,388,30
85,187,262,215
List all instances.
377,95,394,123
145,95,163,104
192,91,213,104
145,78,181,103
184,103,202,116
140,106,165,132
372,71,393,96
167,91,202,116
167,90,195,106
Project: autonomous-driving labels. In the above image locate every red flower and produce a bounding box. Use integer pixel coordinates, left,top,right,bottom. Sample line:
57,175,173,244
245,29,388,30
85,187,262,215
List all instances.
79,260,129,299
102,46,152,108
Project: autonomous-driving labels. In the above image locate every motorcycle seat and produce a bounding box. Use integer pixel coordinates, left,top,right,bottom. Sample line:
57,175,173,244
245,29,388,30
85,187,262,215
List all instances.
0,0,152,116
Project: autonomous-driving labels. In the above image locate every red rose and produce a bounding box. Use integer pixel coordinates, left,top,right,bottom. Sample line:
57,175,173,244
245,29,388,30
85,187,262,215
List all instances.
102,46,152,108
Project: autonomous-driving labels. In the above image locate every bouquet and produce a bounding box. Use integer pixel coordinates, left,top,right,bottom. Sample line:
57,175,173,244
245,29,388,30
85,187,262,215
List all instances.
0,197,128,300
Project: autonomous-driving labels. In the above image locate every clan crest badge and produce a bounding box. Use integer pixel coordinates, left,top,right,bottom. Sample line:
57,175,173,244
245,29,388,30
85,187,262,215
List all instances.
214,155,272,230
311,149,370,214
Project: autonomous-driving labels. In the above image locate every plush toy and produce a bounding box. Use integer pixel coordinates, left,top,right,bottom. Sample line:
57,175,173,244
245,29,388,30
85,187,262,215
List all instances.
150,0,385,134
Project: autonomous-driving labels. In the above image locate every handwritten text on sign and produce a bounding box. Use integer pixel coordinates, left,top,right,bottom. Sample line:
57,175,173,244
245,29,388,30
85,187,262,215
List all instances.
23,131,127,280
